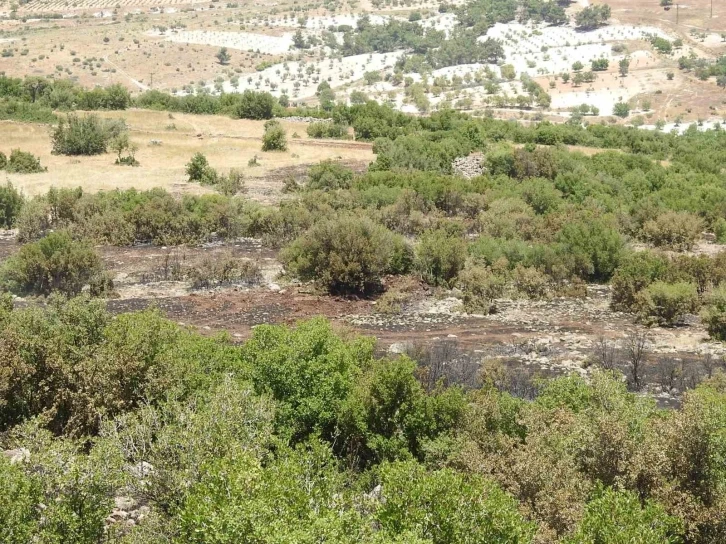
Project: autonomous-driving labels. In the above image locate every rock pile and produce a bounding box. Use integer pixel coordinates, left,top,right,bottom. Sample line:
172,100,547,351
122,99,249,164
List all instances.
106,496,150,530
452,153,485,179
278,116,332,123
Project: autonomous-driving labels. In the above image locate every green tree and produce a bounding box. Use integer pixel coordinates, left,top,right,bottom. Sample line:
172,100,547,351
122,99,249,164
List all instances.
415,227,467,287
6,149,45,173
619,56,631,77
613,101,631,118
637,281,699,326
216,46,231,65
242,318,373,441
377,460,536,544
261,119,287,151
567,487,683,544
282,216,402,295
0,231,104,297
0,182,23,228
701,285,726,340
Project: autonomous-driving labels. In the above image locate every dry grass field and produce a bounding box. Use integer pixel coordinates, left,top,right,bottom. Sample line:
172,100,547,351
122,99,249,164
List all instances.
1,111,374,201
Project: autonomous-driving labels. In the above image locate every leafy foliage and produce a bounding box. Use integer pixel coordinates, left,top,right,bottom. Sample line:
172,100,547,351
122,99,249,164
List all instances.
0,231,104,297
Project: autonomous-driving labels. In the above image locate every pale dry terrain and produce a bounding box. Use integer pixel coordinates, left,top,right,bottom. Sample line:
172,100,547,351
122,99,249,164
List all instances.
1,111,374,201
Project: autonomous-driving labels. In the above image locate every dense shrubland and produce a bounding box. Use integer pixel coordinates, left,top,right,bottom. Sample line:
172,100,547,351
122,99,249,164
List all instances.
2,68,726,541
0,301,724,543
11,109,726,332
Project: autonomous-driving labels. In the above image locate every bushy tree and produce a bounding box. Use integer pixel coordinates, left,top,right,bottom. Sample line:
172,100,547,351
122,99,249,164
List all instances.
575,4,611,29
613,101,631,118
5,149,45,173
234,90,276,120
185,152,215,183
242,318,372,441
0,182,24,228
566,487,683,544
0,231,105,297
701,285,726,340
215,46,231,65
641,211,703,251
637,281,699,326
262,119,287,151
377,460,536,544
282,216,405,295
307,160,354,190
50,114,123,155
415,227,468,287
557,218,623,281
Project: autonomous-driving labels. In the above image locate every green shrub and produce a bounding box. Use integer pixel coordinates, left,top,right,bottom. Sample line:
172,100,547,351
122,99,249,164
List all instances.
5,149,45,174
234,90,276,120
0,182,24,228
242,317,372,440
457,264,505,313
217,168,245,196
415,228,468,287
613,102,630,118
641,211,703,251
50,114,124,156
261,119,287,151
0,231,104,297
611,251,671,311
714,218,726,243
0,151,6,169
307,121,348,139
557,218,623,281
637,281,699,326
0,427,121,544
282,216,403,295
566,487,683,544
307,160,354,190
512,264,549,299
185,152,214,182
701,285,726,340
377,460,536,544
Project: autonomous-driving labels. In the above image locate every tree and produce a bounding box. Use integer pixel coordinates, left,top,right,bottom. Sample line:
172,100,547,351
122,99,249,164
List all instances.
5,149,45,173
613,101,630,118
109,133,138,166
282,216,403,295
591,58,609,71
619,57,631,77
637,281,700,326
575,4,611,29
561,72,570,83
292,29,307,49
0,231,105,297
51,114,123,156
701,286,726,340
0,182,23,228
184,152,220,185
415,228,467,287
718,75,726,90
261,119,287,151
235,90,276,120
215,47,230,65
572,61,584,72
573,72,585,87
377,461,536,543
566,487,683,544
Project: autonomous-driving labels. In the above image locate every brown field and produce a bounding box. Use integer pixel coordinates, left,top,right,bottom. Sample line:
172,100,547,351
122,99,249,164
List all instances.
1,110,374,201
608,0,726,34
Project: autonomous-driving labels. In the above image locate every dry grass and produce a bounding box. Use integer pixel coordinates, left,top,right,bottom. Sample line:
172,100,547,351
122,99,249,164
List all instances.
1,110,373,200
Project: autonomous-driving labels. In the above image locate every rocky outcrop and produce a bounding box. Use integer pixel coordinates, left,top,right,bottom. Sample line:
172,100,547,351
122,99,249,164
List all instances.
452,153,485,179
